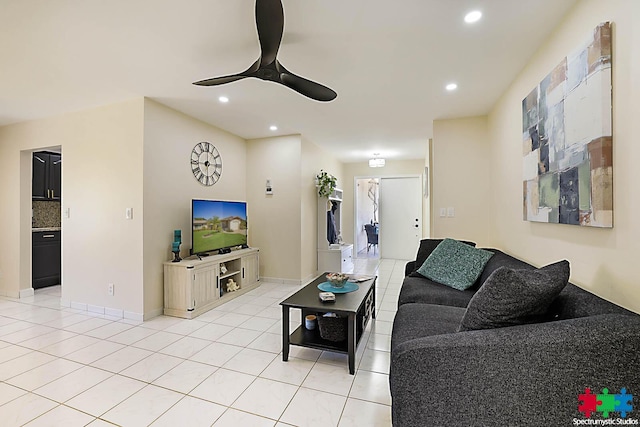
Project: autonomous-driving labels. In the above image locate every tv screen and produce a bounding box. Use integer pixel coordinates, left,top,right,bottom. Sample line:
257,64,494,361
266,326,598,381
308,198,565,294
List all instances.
191,199,248,255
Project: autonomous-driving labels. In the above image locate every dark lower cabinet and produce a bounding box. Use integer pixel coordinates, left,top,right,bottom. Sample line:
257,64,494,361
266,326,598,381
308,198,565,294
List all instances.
32,231,61,289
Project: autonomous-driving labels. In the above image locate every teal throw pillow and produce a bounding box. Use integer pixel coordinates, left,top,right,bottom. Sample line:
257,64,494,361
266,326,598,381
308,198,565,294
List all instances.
416,238,494,290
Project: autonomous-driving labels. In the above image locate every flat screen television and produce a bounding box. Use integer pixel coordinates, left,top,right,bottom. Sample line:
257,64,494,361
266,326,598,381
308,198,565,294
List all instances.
191,199,248,255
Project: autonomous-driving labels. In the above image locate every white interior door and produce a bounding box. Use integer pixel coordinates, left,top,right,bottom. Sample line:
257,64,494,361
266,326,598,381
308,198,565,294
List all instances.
379,176,422,260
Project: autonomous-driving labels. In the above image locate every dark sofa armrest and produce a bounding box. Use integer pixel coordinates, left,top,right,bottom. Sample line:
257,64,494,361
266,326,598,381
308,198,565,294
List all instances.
404,261,415,277
390,314,640,427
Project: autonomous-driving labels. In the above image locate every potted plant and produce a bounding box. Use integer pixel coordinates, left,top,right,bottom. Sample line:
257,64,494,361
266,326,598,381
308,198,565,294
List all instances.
316,170,337,198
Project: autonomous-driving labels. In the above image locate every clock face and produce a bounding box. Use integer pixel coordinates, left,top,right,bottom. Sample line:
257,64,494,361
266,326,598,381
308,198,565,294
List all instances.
191,142,222,186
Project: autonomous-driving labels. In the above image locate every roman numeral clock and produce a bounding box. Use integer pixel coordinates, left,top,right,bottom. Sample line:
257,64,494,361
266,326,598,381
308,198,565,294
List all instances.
191,142,222,186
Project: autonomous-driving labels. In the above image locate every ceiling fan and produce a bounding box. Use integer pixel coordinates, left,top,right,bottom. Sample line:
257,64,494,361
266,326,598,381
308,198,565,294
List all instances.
193,0,337,102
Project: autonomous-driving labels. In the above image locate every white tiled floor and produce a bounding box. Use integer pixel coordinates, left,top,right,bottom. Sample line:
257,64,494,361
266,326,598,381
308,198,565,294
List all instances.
0,258,406,426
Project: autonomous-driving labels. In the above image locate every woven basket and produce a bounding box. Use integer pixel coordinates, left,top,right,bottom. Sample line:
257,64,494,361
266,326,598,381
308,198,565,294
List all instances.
318,315,347,342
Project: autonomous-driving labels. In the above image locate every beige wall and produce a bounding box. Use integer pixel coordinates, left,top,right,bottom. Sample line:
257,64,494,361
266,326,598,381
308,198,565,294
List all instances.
487,0,640,313
0,98,249,319
246,135,303,282
246,134,342,283
142,99,247,317
431,117,491,246
0,97,341,312
0,99,146,317
342,159,428,249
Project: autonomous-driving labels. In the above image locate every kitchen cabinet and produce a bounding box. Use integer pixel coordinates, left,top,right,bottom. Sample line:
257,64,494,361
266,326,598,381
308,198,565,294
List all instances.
32,151,61,201
32,230,61,289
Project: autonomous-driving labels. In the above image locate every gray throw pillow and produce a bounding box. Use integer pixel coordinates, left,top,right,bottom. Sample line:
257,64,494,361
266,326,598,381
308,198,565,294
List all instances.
458,260,570,331
416,238,494,291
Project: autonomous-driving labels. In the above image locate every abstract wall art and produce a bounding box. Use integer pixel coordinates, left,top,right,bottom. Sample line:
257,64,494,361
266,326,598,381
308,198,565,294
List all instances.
522,22,612,228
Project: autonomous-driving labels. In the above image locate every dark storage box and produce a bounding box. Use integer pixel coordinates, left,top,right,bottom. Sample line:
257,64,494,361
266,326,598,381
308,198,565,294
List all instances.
318,314,347,342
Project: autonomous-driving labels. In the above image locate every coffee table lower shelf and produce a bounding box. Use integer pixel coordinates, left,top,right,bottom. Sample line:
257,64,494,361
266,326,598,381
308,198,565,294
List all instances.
289,325,355,354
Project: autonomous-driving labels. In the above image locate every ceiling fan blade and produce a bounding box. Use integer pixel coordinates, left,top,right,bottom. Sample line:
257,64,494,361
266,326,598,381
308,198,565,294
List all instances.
278,64,337,102
193,74,247,86
193,60,261,86
255,0,284,65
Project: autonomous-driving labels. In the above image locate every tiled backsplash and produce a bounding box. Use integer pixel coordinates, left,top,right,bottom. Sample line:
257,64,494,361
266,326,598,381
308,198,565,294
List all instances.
33,201,61,228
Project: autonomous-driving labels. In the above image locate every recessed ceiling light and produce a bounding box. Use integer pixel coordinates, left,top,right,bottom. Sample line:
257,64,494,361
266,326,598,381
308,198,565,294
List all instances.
218,96,229,103
270,125,278,131
446,83,458,91
464,10,482,24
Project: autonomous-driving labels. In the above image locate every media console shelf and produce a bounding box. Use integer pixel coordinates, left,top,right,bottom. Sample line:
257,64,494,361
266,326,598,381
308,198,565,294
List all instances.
163,247,260,319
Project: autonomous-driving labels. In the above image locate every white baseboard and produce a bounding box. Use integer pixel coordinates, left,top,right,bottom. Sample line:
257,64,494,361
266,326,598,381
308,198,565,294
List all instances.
260,276,302,286
105,307,124,318
143,308,163,321
64,300,142,321
302,273,320,285
125,311,144,322
19,288,35,298
88,304,105,315
70,301,88,311
261,272,323,287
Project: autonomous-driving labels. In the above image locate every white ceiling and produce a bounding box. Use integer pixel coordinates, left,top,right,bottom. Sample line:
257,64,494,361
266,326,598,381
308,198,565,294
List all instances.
0,0,578,162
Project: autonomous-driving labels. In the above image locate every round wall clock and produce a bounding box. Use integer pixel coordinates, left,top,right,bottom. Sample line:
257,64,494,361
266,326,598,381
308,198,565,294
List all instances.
191,142,222,186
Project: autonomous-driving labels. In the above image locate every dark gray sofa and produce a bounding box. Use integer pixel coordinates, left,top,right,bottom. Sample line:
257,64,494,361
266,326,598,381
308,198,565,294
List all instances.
390,240,640,426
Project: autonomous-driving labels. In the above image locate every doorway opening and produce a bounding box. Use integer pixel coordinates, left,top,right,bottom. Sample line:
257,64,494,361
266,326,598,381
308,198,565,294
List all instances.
20,145,62,298
354,174,426,261
355,178,379,259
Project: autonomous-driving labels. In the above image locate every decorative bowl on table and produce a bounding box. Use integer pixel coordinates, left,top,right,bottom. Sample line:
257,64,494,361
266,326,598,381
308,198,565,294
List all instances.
326,272,350,288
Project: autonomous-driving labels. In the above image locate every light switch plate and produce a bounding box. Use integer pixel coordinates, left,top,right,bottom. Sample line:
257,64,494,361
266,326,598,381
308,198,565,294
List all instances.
125,208,133,220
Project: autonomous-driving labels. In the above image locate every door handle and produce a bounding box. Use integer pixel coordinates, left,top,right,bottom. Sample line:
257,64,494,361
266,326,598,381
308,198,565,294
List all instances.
43,235,55,238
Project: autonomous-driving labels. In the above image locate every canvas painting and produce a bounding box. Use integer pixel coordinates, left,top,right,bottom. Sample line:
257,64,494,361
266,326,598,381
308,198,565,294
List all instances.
522,22,612,227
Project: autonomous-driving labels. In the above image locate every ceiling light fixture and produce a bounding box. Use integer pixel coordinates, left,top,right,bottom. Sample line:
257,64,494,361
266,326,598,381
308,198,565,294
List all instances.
218,96,229,103
446,83,458,91
269,125,278,131
464,10,482,24
369,153,385,168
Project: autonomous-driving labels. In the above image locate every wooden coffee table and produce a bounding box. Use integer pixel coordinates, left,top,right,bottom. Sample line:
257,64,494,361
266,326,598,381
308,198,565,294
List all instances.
280,273,376,374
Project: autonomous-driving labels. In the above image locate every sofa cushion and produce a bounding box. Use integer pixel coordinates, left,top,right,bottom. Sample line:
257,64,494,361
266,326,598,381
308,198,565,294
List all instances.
474,249,536,287
398,276,476,308
412,238,476,275
416,238,494,291
548,283,636,320
458,260,570,331
391,303,466,351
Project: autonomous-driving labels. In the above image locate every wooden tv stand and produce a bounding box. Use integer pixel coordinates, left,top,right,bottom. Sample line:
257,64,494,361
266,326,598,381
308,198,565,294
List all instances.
163,247,260,319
